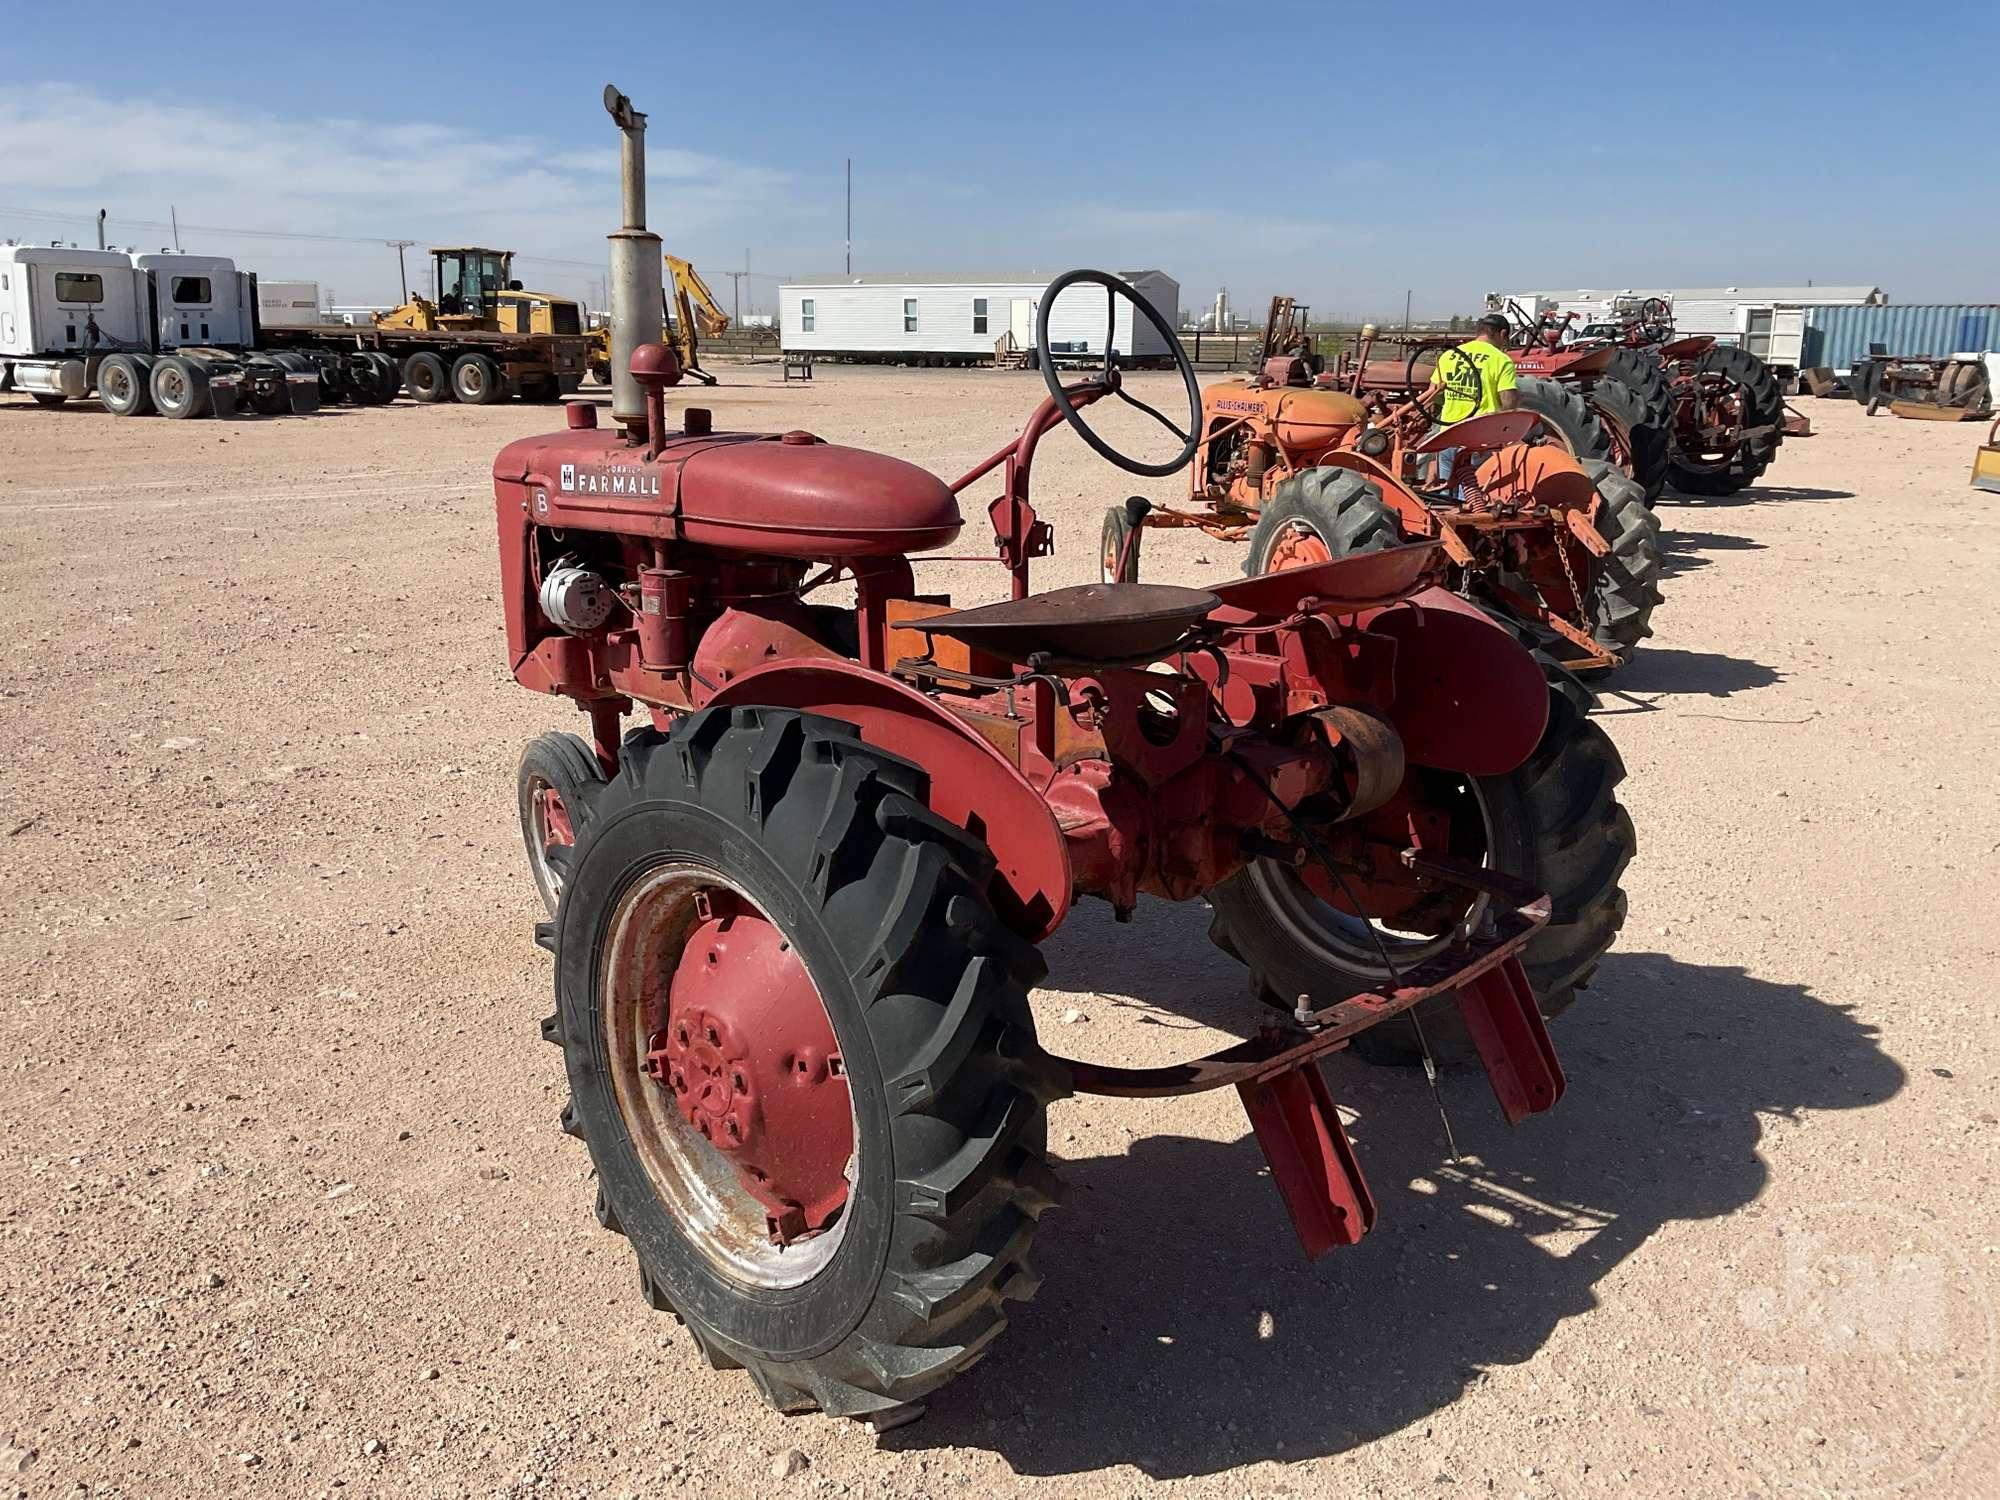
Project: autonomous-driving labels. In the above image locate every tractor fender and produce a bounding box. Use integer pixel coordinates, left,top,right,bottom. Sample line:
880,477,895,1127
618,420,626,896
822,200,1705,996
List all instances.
1358,587,1549,777
703,659,1072,941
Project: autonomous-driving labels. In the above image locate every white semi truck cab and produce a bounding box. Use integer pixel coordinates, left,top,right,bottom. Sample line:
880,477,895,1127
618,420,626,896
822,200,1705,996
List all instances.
0,242,324,418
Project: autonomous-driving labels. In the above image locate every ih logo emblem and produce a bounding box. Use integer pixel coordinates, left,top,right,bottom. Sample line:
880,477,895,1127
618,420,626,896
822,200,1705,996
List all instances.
559,463,575,492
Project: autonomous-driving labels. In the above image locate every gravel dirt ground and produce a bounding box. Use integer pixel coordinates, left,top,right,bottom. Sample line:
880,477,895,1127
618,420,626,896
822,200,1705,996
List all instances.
1,370,1995,1500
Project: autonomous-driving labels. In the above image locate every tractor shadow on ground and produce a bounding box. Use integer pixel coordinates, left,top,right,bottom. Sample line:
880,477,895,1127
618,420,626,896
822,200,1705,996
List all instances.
1662,484,1854,509
897,919,1903,1481
1657,529,1766,580
1594,647,1784,701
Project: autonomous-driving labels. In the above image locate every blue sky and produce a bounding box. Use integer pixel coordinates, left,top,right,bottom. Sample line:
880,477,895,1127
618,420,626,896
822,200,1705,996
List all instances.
2,1,1993,317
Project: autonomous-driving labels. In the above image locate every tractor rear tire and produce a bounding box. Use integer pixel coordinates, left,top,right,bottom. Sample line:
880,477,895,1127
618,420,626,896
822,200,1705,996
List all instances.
1207,687,1633,1066
1848,358,1881,406
404,351,449,404
549,707,1062,1419
451,352,504,405
1601,350,1676,500
97,354,153,416
1579,459,1663,666
1589,374,1672,500
517,732,607,917
1513,376,1611,463
1241,467,1402,576
1666,345,1783,497
150,356,211,420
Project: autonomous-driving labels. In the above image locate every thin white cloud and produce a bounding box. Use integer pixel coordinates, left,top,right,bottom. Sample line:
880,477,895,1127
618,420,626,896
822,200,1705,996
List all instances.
0,83,794,305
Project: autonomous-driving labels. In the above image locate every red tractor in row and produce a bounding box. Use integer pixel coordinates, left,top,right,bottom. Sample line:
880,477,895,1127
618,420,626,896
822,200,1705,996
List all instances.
1105,298,1664,688
1501,296,1790,498
1338,297,1790,500
497,93,1634,1427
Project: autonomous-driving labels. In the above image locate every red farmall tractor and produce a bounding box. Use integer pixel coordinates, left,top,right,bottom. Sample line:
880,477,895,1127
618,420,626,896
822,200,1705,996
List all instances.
1102,300,1663,684
1499,296,1791,498
499,95,1633,1426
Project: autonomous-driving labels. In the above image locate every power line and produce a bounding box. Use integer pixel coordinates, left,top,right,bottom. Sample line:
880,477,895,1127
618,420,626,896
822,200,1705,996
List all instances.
0,201,795,278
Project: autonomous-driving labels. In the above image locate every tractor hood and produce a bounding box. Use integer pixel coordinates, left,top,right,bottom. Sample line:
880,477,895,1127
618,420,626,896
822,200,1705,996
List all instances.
494,425,964,557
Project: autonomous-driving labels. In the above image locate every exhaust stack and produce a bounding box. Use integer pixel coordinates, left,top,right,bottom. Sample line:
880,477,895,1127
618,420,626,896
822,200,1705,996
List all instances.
603,84,664,436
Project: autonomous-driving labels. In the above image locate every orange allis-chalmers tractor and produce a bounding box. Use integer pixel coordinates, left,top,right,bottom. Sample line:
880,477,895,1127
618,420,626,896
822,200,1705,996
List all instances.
497,90,1632,1427
1101,305,1664,682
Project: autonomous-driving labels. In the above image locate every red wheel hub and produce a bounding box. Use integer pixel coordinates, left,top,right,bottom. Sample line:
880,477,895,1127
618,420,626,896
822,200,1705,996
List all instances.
644,892,851,1244
536,785,575,850
1266,523,1332,572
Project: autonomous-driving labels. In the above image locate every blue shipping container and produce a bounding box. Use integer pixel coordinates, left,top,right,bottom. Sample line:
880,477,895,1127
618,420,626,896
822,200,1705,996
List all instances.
1802,304,2000,372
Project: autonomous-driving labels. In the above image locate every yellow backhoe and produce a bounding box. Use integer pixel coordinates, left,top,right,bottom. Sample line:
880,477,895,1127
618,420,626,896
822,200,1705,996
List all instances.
587,253,730,386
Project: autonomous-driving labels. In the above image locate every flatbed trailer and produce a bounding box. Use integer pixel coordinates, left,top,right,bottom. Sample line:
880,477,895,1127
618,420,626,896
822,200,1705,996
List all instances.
260,322,590,405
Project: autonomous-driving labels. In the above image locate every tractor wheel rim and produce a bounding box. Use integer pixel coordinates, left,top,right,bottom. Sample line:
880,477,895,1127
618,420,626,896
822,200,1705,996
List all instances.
602,863,855,1288
105,367,129,401
1264,520,1333,573
526,779,574,906
161,371,184,403
1251,772,1496,977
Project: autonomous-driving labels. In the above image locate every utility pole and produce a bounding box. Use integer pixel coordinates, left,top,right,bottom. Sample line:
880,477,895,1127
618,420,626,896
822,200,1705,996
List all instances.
387,240,415,303
845,158,852,275
725,251,748,326
1403,288,1412,333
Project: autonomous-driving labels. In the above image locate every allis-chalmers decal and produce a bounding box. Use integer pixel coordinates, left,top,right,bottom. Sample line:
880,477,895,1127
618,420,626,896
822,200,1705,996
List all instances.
557,461,662,497
1213,397,1272,414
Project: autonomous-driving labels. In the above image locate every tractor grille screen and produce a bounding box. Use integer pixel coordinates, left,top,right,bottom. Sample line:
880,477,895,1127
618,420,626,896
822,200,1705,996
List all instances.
552,304,581,335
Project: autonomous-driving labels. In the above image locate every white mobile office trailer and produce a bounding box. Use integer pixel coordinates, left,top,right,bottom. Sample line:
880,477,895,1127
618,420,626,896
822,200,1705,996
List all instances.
0,243,316,417
1491,285,1884,378
780,271,1180,366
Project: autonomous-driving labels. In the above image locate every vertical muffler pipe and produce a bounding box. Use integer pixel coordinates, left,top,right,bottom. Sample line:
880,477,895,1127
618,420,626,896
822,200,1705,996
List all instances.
603,84,663,438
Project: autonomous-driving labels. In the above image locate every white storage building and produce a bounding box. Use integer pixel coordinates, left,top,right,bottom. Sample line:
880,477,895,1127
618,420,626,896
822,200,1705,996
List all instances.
779,271,1180,365
1491,284,1886,376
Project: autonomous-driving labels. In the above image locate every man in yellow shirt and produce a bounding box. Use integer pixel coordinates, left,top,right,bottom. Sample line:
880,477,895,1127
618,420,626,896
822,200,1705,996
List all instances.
1432,313,1521,420
1426,313,1519,484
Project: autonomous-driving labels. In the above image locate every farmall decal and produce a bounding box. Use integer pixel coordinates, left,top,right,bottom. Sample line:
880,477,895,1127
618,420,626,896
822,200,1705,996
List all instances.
557,461,661,498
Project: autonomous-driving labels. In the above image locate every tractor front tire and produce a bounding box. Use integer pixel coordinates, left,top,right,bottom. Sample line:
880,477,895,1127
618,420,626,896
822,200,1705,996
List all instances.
1513,376,1611,463
1099,500,1147,583
549,707,1062,1419
1579,459,1664,666
517,732,607,917
1207,688,1633,1065
1242,467,1401,576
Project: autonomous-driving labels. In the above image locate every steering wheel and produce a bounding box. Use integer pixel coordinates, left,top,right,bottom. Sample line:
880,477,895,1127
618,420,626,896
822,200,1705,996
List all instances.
1037,269,1201,478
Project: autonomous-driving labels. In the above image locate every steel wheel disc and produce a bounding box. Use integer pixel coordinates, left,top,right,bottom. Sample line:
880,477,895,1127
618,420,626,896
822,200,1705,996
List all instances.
1246,771,1495,979
524,777,575,910
602,864,857,1289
